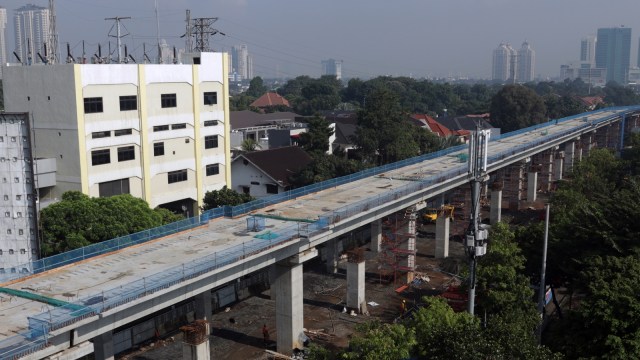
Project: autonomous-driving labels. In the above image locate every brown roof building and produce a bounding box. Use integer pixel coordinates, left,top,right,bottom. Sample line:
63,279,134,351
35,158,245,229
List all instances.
250,92,291,109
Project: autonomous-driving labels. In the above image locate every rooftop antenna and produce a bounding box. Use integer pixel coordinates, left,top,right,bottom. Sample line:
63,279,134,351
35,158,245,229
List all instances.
48,0,59,64
66,43,75,63
105,16,131,63
143,43,151,63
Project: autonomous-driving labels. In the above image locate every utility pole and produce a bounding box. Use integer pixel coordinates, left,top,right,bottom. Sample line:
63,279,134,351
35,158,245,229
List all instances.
105,16,131,63
185,10,193,53
466,127,491,315
537,204,550,342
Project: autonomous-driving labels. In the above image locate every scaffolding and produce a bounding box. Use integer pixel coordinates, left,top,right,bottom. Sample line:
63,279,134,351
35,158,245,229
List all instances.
378,208,417,285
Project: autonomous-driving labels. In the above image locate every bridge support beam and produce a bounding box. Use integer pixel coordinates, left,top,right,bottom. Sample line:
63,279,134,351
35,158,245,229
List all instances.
93,331,114,360
435,215,450,258
554,155,564,181
490,189,502,225
370,219,382,253
194,290,212,325
527,171,538,202
275,261,305,354
346,260,365,312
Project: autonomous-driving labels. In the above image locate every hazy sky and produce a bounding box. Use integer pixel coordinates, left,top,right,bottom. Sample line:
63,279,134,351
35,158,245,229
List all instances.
3,0,640,80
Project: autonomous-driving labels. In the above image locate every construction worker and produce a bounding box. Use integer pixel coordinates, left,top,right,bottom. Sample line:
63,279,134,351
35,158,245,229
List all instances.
262,324,270,346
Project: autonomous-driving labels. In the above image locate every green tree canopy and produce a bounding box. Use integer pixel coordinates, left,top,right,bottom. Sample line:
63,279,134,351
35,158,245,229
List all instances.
40,192,182,256
299,115,334,155
489,85,547,132
245,76,268,98
202,186,254,210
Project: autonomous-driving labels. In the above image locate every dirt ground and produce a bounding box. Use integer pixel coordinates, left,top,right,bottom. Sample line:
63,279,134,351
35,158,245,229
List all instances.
120,218,468,360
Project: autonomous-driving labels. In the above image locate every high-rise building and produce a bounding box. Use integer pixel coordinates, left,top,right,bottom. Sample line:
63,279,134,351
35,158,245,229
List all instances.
492,43,517,82
581,35,597,66
637,37,640,68
321,59,342,80
0,7,7,68
3,52,231,221
0,113,39,272
14,4,50,65
517,41,535,82
231,44,251,81
595,26,632,84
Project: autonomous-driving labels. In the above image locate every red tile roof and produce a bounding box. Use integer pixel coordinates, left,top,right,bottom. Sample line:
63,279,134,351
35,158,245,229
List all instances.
250,92,291,108
410,114,454,137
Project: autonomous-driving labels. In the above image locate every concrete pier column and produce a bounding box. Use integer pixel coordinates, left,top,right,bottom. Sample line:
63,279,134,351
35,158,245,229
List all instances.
545,151,554,191
275,261,305,354
325,239,339,274
370,219,382,253
435,215,450,259
181,320,210,360
527,171,538,202
564,141,575,175
194,290,212,324
93,331,114,360
346,258,365,312
554,156,564,181
490,189,502,224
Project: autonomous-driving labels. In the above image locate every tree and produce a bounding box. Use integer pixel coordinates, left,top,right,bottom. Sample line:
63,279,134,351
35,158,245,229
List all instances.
202,186,254,210
40,192,182,256
489,85,547,132
341,321,416,360
299,115,334,155
245,76,268,98
240,138,261,152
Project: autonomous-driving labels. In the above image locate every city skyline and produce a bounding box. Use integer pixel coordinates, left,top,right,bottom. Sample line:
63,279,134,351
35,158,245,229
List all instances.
0,0,638,79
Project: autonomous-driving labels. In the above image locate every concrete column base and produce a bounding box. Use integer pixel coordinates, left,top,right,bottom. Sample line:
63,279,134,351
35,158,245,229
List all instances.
346,261,365,312
489,190,502,224
275,262,304,355
183,341,210,360
435,216,450,259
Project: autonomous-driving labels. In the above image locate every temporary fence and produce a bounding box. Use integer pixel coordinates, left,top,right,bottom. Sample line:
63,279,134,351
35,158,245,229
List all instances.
0,106,638,359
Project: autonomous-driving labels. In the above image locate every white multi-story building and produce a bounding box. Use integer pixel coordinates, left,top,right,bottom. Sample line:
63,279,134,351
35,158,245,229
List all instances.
3,52,231,217
13,4,50,65
492,43,516,82
321,59,342,80
231,44,252,80
0,113,39,272
581,35,597,67
517,41,535,82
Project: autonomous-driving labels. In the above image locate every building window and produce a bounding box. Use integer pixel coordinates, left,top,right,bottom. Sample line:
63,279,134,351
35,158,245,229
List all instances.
119,95,137,111
84,97,103,113
161,93,177,108
172,123,187,130
206,164,219,176
15,195,21,200
99,178,130,197
3,195,7,200
154,142,164,156
205,135,218,149
19,229,23,235
117,146,135,162
6,229,10,235
114,129,133,136
204,120,218,127
266,184,278,194
168,169,187,184
91,149,111,165
91,131,111,139
153,125,169,132
203,92,217,105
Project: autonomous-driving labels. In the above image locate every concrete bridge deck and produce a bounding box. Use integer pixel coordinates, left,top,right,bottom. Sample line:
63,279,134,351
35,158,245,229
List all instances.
1,107,639,359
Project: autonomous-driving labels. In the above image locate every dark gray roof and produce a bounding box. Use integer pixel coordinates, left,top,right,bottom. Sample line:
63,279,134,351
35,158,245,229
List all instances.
230,111,302,130
233,146,312,186
334,122,357,145
436,115,494,131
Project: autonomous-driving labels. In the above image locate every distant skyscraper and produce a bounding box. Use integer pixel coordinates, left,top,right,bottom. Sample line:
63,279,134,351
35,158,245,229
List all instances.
231,44,251,80
637,37,640,68
595,27,631,84
517,41,535,82
492,43,517,82
580,35,597,66
321,59,342,79
0,7,7,68
14,4,50,65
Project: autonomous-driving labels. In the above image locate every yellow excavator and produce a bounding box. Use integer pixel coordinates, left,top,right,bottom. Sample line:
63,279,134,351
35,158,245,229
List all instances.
423,205,455,223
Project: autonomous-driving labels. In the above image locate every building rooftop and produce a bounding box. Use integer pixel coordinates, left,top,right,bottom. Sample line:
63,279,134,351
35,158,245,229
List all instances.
230,111,302,130
250,92,291,108
233,146,312,187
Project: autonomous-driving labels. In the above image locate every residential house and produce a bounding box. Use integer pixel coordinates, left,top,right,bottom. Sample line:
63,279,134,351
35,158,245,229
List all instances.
250,92,291,112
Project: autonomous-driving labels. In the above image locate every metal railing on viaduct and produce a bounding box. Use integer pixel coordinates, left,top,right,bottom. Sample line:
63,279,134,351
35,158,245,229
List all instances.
1,106,639,359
